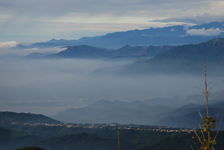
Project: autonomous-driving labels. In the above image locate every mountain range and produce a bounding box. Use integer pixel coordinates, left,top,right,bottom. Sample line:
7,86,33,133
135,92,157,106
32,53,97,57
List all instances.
54,100,173,125
2,98,223,129
19,21,224,49
38,38,224,75
27,37,224,65
45,45,169,59
157,100,224,128
53,97,224,129
125,38,224,75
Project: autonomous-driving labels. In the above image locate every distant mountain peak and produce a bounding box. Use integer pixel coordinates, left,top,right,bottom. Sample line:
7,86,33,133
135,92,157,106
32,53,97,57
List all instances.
50,38,56,41
20,21,224,49
127,38,224,75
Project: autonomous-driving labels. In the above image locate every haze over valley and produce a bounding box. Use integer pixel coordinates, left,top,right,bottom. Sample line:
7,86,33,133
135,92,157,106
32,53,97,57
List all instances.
0,38,224,120
1,1,224,149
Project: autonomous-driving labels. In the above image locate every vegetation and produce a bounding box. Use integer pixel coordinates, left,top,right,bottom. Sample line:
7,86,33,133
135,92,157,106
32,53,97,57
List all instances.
16,147,46,150
193,65,217,150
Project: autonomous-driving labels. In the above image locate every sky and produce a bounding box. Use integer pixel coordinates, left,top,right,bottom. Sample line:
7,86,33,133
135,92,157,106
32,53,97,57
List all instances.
0,0,224,42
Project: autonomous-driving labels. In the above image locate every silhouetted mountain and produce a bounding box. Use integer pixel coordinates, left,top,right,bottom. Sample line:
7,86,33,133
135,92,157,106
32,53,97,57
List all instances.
46,45,168,59
113,45,170,58
52,45,110,58
17,39,77,49
127,38,224,74
157,101,224,128
0,112,61,126
151,38,224,63
54,100,173,125
19,21,224,49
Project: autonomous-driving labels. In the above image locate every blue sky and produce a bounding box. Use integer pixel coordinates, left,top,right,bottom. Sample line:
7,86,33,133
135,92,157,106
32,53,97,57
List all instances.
0,0,224,42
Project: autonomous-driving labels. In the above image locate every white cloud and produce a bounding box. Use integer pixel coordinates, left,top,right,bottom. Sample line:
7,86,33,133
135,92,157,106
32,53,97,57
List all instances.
0,41,18,48
186,28,224,36
0,0,224,41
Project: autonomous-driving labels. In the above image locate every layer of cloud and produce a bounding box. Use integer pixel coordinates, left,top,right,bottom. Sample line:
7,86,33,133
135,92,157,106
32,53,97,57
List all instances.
0,47,65,57
0,0,221,17
0,41,18,48
186,28,224,36
0,0,224,41
152,14,224,24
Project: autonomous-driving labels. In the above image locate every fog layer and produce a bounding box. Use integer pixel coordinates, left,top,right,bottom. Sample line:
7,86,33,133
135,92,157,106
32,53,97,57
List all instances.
0,58,223,116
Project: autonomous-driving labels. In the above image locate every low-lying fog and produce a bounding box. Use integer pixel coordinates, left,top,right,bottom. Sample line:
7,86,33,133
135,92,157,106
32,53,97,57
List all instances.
0,58,223,116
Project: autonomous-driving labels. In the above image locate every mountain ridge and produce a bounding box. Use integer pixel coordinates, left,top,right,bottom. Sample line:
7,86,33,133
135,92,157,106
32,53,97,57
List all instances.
126,38,224,75
29,44,169,59
157,101,224,128
0,111,62,126
54,100,175,124
19,21,224,49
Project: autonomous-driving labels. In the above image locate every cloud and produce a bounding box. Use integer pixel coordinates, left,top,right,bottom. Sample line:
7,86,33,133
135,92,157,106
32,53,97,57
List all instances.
152,13,224,25
0,0,220,20
186,28,224,36
0,41,18,48
0,0,224,41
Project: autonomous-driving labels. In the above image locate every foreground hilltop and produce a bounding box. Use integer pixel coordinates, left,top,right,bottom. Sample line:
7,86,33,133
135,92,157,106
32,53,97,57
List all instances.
0,111,61,125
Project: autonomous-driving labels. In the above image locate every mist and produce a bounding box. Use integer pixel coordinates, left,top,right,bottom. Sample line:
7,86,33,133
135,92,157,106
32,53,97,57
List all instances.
0,57,223,116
